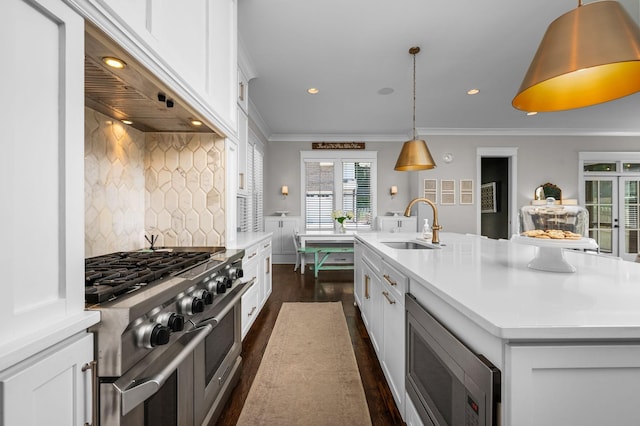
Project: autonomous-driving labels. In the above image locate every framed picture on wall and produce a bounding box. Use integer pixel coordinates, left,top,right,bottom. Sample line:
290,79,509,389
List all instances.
481,182,497,213
440,180,455,205
460,179,473,205
423,179,437,203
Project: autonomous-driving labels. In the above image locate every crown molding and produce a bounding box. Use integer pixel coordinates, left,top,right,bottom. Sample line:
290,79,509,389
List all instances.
265,126,640,142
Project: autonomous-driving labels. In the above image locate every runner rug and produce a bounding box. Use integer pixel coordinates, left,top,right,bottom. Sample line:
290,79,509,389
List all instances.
236,302,372,426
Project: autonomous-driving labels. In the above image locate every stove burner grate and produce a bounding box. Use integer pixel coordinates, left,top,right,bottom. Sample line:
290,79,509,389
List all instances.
85,251,211,304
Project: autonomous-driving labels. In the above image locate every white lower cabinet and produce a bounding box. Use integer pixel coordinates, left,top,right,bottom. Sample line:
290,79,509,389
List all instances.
260,239,272,303
507,343,640,426
404,392,424,426
241,243,260,339
0,332,95,426
376,216,417,232
240,236,273,339
354,243,406,417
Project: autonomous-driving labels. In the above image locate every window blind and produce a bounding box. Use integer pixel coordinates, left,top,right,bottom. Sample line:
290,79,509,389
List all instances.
305,161,335,229
342,161,372,229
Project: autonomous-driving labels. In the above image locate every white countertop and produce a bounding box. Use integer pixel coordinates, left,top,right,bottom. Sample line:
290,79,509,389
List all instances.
356,232,640,340
227,232,273,250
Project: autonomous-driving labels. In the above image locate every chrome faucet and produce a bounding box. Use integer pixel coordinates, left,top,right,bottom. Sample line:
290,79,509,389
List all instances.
404,197,443,244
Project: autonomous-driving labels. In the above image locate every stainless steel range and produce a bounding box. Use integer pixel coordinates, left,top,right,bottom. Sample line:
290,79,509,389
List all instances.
85,247,253,426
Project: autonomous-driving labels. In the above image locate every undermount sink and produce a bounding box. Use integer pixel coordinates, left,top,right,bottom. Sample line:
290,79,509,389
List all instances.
382,241,440,250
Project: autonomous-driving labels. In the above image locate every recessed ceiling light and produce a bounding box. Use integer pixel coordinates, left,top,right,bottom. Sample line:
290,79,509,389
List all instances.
121,119,133,125
378,87,394,95
526,111,538,116
307,88,319,94
467,89,480,95
191,119,203,126
102,56,126,69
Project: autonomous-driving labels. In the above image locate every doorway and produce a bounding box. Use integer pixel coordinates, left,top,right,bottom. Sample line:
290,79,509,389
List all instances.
476,147,518,238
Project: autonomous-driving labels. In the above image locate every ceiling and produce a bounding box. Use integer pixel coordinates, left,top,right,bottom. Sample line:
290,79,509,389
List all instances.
238,0,640,142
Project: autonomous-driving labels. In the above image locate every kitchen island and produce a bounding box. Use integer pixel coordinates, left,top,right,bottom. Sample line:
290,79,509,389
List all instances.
354,232,640,426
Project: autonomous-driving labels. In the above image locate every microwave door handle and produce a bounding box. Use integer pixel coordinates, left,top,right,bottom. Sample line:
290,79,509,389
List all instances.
114,323,213,415
202,278,256,328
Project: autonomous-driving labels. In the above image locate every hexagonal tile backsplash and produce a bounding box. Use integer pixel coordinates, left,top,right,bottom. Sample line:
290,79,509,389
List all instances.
85,108,226,257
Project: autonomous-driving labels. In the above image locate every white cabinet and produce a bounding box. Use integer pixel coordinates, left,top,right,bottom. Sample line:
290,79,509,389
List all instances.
507,343,640,426
238,66,249,114
0,0,99,420
260,239,273,304
0,333,95,426
380,261,407,412
79,0,238,135
264,216,301,263
237,108,249,193
241,242,260,339
376,216,417,232
354,242,407,418
240,236,273,339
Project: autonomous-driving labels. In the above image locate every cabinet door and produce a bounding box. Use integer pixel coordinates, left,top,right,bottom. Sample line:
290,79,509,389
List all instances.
264,219,282,253
0,333,94,426
508,344,640,426
361,257,382,355
240,254,259,339
237,109,248,193
260,239,272,304
0,0,85,342
280,219,299,255
381,284,405,414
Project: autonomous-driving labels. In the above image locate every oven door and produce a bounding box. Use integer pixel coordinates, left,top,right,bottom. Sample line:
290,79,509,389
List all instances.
101,324,212,426
194,278,254,425
406,293,500,426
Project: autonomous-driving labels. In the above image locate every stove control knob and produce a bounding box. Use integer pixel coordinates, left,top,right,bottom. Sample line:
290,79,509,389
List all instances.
137,323,171,348
179,296,205,315
214,277,227,294
229,268,243,280
151,325,171,346
224,276,233,289
157,312,185,332
194,289,213,305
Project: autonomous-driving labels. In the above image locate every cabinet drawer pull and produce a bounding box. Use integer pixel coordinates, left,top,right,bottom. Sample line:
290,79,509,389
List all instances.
248,306,257,316
382,291,396,305
383,274,397,286
365,274,370,299
82,360,98,426
248,252,257,259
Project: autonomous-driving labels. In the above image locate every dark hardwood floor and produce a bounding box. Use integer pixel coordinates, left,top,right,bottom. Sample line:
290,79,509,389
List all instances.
212,264,405,425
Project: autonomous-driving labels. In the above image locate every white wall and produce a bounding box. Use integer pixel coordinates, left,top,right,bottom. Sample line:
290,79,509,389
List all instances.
264,140,414,221
264,134,640,233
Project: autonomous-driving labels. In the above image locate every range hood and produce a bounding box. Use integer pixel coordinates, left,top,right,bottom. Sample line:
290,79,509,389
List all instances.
85,25,218,134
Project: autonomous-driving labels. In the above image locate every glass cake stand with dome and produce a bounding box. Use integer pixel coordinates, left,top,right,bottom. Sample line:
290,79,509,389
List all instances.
511,198,598,272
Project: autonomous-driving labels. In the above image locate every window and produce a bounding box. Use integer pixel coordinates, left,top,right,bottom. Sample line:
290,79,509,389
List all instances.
236,136,264,233
301,151,377,230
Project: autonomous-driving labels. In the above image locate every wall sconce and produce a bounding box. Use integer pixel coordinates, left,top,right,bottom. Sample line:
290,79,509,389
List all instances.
390,185,398,198
281,185,289,198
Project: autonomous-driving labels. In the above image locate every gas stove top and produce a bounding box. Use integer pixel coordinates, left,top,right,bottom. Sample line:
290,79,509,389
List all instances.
85,250,214,304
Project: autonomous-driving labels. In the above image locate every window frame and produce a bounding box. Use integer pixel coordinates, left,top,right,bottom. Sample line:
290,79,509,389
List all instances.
300,150,377,230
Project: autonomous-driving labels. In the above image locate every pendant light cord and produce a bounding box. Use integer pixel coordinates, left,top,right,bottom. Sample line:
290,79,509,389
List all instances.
412,51,417,140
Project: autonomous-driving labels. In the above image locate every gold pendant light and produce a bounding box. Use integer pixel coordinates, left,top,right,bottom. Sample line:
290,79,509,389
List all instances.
394,47,436,171
513,0,640,112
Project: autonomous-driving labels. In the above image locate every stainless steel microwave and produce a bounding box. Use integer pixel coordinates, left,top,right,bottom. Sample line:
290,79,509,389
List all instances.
406,293,501,426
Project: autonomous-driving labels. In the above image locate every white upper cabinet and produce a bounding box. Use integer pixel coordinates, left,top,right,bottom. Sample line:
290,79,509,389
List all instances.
0,0,99,366
81,0,238,136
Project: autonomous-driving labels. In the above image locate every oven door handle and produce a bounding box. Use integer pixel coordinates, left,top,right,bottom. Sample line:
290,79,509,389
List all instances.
113,323,213,415
200,278,256,328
